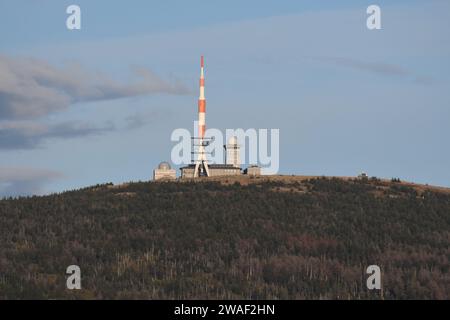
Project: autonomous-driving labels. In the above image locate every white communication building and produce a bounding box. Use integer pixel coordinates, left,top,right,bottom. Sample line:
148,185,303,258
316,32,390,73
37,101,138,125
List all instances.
225,136,240,168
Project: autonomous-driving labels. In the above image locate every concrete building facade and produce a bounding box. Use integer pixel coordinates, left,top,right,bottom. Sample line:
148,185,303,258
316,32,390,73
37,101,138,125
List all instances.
180,164,241,178
244,165,261,176
153,162,176,180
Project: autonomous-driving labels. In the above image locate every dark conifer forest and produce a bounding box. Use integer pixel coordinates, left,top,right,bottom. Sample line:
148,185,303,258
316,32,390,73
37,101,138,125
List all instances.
0,177,448,299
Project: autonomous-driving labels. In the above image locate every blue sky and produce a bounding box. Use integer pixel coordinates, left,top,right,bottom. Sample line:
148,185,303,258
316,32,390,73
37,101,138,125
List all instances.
0,0,449,196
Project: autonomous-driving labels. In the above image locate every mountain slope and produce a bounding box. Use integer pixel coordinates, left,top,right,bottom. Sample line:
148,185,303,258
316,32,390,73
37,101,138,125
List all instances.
0,177,449,299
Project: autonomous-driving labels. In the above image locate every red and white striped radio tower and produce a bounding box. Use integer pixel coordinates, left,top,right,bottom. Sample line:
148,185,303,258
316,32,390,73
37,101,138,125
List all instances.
193,55,210,177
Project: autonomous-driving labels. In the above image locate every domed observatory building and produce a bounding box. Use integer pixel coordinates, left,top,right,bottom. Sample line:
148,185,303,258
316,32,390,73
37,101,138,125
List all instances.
153,161,176,181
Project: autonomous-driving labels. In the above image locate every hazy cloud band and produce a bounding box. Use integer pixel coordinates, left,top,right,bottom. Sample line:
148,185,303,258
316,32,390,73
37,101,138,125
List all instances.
0,55,190,120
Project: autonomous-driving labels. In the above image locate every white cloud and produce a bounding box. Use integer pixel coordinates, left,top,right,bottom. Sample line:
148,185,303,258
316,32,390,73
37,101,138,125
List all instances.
0,55,190,120
0,166,63,197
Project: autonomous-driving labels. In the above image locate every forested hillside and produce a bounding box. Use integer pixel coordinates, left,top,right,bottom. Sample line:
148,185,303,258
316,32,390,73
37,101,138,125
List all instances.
0,177,448,299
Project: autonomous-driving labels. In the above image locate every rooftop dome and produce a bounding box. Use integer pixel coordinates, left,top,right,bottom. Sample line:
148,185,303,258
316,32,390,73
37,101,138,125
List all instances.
228,136,238,145
158,162,171,170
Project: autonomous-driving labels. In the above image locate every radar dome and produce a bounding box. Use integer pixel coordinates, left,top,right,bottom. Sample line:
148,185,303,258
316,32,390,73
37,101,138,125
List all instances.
158,162,171,170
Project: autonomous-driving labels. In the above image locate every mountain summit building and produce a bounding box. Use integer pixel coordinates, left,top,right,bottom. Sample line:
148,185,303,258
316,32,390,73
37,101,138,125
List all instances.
154,56,260,180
